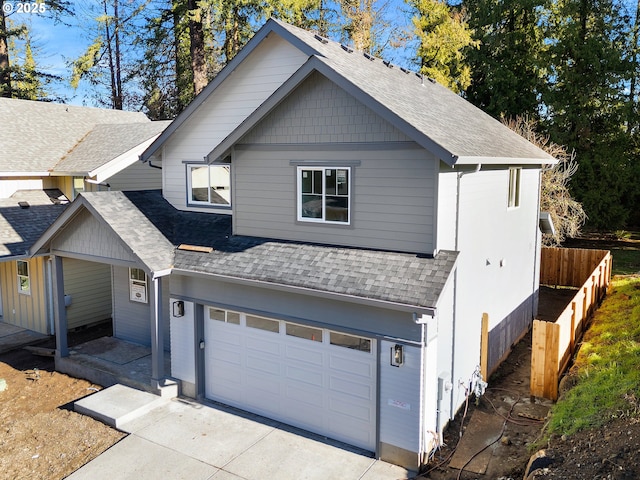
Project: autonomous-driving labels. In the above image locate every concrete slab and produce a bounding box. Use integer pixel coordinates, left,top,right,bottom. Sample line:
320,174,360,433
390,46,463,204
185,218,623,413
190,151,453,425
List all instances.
223,428,381,480
73,337,150,364
133,400,276,467
75,384,168,429
360,459,414,480
65,434,219,480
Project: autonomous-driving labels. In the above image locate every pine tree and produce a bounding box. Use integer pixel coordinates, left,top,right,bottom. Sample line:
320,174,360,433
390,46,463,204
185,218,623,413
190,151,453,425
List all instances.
407,0,477,93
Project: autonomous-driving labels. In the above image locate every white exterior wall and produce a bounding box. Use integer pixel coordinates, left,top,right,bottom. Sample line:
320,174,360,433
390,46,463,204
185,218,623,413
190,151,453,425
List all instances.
442,166,540,417
0,178,45,198
162,35,309,212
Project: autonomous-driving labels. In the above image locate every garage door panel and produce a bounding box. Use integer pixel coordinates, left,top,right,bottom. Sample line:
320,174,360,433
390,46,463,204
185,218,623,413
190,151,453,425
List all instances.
285,384,324,408
329,354,374,376
285,364,323,386
285,344,324,366
329,376,373,400
206,311,377,451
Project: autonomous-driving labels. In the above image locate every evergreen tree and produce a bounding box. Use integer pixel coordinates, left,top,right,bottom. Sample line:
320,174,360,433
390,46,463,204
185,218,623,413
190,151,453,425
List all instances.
407,0,477,93
463,0,546,119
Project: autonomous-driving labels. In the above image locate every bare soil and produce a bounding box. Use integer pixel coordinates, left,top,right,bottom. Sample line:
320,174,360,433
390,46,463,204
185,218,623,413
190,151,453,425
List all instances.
0,325,125,480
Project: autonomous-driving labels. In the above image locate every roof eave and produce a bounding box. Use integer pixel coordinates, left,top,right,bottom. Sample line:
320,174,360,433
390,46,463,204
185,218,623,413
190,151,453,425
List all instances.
453,155,558,166
172,267,438,314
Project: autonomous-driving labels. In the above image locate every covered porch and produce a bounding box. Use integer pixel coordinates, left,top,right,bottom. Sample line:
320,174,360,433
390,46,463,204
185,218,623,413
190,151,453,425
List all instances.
57,333,174,396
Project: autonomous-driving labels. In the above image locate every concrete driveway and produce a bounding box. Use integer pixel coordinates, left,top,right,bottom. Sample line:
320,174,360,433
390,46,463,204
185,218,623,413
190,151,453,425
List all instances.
68,385,413,480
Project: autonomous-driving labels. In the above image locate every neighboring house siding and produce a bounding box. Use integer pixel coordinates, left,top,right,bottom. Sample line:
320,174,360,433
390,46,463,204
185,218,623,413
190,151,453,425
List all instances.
171,274,422,342
103,161,162,191
434,272,455,432
63,258,112,330
0,257,48,333
112,266,170,349
162,35,309,212
435,167,457,252
51,209,137,264
451,167,540,415
379,340,421,459
0,178,50,198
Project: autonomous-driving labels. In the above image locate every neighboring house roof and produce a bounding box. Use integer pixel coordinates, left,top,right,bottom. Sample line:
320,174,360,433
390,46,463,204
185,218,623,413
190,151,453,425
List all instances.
54,122,171,176
142,18,555,166
31,190,457,312
0,190,69,258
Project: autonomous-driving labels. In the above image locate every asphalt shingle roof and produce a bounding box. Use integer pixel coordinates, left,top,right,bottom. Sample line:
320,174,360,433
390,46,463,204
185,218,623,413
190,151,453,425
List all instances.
272,19,553,163
0,190,68,258
0,97,149,173
78,190,456,309
55,121,171,174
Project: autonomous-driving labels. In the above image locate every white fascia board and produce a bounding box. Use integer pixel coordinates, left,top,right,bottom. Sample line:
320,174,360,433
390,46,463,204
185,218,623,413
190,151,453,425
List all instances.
453,155,557,166
89,134,161,183
0,171,52,177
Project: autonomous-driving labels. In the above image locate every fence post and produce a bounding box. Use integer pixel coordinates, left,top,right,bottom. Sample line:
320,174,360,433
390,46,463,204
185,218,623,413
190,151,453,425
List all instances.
480,313,489,381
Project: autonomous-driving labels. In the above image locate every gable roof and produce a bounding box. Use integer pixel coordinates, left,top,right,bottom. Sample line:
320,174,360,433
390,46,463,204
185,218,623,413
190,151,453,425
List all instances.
31,190,456,312
0,190,69,259
0,98,155,175
142,18,554,166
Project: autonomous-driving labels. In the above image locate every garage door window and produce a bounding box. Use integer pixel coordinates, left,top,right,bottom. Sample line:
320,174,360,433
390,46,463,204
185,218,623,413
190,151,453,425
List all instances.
330,332,371,353
286,323,322,342
246,315,279,333
209,308,240,325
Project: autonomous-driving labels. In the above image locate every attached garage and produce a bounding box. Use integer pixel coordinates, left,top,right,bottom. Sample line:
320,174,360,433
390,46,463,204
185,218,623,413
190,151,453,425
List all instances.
204,307,377,451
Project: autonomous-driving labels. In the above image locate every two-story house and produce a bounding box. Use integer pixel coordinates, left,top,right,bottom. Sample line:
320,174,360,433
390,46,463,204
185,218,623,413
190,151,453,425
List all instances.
0,98,169,334
31,19,554,469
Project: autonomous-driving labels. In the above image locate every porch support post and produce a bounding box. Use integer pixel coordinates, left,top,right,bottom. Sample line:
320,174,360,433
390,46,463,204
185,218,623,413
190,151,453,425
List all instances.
150,276,165,387
51,255,68,358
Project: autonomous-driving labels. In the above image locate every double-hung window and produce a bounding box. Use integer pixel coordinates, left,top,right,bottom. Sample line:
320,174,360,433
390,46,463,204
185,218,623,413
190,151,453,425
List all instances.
17,260,30,295
508,167,521,208
187,164,231,207
297,166,350,224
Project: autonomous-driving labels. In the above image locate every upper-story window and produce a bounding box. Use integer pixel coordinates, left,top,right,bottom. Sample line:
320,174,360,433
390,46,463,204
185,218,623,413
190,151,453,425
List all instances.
17,260,30,295
508,167,521,208
187,164,231,207
297,166,350,224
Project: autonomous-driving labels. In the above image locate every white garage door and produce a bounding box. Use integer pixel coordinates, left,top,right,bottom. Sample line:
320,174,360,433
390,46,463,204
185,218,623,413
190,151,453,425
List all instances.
204,308,377,451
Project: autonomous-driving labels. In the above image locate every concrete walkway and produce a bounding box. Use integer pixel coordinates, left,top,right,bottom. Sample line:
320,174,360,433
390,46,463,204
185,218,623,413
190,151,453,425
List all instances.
69,385,413,480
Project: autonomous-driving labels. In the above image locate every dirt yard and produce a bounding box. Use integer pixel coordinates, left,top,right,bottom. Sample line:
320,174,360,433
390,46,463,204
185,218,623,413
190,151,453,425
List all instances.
0,327,124,480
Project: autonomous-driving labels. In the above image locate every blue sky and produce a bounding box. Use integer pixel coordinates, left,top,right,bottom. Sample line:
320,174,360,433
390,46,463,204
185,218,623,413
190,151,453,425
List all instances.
7,0,415,108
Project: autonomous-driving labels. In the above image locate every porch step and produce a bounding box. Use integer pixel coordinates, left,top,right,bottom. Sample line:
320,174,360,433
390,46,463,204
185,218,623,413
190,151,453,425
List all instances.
75,384,168,429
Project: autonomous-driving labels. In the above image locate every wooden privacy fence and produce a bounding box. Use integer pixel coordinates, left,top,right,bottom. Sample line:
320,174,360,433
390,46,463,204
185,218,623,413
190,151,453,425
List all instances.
530,247,612,400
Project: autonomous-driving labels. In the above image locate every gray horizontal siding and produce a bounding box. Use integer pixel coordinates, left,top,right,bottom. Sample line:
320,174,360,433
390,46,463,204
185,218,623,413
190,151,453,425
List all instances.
233,71,436,253
105,161,162,191
171,274,422,342
233,150,435,253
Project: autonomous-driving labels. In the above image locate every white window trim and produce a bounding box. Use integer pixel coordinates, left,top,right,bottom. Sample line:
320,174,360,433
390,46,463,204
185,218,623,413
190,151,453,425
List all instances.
129,268,148,304
186,164,232,208
296,166,351,224
508,167,521,209
17,260,30,295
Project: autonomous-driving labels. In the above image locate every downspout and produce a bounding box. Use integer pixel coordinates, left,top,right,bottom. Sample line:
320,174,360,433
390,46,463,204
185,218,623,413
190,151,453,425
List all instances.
418,322,426,466
450,164,481,421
